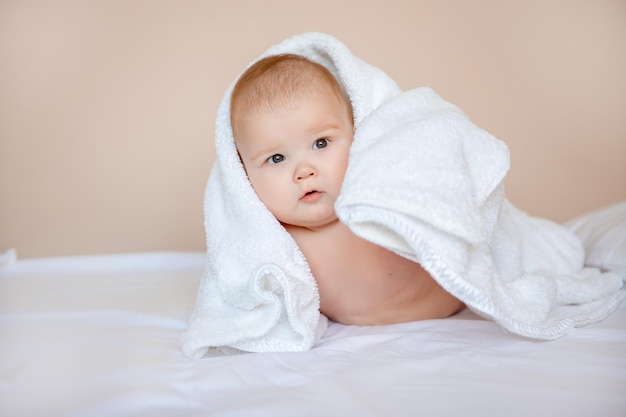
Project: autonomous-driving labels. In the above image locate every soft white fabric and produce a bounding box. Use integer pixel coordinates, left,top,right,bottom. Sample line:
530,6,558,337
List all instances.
2,252,625,417
566,201,626,278
181,32,624,357
335,87,624,338
182,32,398,356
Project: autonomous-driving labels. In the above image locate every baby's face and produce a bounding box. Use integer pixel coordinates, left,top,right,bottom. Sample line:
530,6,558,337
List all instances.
235,91,353,229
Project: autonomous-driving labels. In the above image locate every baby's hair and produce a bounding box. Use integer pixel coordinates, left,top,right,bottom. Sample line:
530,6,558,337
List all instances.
230,54,352,135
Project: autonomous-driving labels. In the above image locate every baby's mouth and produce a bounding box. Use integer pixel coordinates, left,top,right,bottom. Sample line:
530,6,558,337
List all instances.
301,190,322,201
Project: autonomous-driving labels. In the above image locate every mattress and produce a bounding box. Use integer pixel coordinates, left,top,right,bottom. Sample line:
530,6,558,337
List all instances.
1,204,625,417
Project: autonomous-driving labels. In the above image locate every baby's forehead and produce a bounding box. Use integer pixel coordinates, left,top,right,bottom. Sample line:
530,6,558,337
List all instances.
234,84,342,134
233,88,350,151
231,55,352,139
256,67,333,99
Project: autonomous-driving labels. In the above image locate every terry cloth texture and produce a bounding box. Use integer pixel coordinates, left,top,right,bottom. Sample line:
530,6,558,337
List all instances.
181,32,624,358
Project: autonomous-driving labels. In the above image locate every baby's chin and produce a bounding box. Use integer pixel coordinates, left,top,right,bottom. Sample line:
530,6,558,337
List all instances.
281,216,340,231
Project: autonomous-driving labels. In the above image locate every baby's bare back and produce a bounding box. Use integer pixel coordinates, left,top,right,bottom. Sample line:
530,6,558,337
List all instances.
287,221,464,325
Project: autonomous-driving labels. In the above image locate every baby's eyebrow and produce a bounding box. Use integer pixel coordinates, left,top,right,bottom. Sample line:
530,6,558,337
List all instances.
309,123,341,134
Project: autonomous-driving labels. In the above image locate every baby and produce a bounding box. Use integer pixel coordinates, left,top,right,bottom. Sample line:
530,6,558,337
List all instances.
230,54,464,326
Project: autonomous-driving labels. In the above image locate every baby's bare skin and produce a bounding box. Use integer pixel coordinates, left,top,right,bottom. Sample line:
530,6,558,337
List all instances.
232,55,464,327
287,220,465,325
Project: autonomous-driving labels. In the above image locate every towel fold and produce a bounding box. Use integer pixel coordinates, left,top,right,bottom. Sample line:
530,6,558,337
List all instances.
335,86,624,338
182,32,624,358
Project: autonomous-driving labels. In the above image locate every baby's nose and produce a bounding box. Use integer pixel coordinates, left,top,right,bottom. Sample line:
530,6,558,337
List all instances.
295,164,317,181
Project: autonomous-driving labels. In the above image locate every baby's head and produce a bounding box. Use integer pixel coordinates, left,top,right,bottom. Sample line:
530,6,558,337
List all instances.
230,54,354,230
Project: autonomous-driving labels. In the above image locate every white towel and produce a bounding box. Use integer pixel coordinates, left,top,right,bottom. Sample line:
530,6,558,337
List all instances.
181,32,624,358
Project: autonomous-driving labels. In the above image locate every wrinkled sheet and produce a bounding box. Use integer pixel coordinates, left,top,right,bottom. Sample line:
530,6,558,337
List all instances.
1,252,624,417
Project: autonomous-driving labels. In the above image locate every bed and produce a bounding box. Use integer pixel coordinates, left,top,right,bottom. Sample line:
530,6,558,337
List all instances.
1,202,624,417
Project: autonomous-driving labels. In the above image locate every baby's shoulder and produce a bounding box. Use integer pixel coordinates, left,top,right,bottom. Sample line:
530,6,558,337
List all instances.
288,220,390,267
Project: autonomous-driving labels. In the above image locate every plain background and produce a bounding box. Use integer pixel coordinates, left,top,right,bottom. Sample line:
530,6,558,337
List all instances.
1,1,625,259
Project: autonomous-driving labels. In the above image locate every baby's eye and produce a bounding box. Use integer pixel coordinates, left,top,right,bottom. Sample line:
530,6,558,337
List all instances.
267,154,285,164
313,138,329,150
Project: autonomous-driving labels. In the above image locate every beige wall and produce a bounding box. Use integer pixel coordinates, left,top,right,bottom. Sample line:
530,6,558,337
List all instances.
1,1,625,259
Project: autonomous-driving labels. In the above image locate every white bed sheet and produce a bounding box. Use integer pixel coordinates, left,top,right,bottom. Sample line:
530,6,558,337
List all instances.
1,252,624,417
